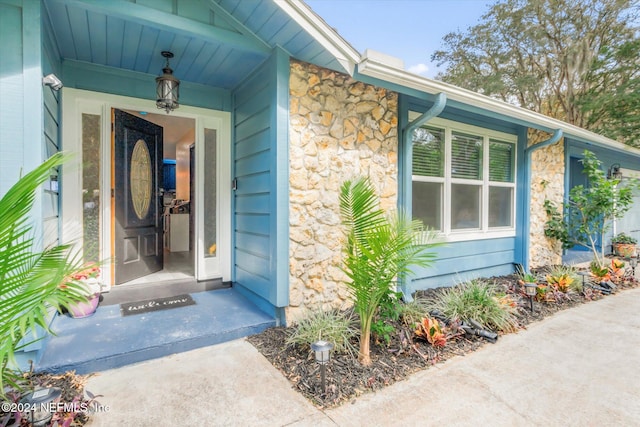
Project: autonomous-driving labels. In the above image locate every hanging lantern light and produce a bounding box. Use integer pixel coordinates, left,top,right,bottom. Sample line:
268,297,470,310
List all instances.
156,51,180,114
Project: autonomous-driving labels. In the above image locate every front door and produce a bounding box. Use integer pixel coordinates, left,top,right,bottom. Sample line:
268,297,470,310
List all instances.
113,109,164,284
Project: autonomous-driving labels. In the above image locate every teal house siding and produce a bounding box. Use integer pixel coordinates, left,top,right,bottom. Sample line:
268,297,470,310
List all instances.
42,3,62,248
408,238,516,292
232,49,289,323
1,0,45,196
0,0,47,239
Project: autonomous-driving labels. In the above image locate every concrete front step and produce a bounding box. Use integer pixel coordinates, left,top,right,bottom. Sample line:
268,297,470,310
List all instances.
36,288,276,374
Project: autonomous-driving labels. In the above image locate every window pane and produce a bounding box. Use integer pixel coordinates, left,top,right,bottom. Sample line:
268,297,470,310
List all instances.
412,181,442,231
489,186,513,227
204,129,217,258
451,132,482,180
82,113,101,263
489,140,514,182
412,127,444,177
452,184,480,229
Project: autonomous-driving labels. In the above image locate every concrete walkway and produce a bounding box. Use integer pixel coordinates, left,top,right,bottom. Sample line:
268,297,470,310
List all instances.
86,288,640,426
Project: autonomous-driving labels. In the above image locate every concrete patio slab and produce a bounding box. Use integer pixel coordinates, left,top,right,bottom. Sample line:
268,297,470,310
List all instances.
84,288,640,426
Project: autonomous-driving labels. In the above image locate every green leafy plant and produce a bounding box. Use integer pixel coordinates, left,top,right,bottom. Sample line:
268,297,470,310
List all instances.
339,177,439,365
535,284,552,302
517,270,538,284
546,265,579,293
544,150,637,268
611,232,637,244
589,261,611,282
371,291,403,346
398,297,430,327
0,153,88,395
425,279,518,333
286,308,358,357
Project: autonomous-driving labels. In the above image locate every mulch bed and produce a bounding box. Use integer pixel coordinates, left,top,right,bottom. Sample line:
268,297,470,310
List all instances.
3,263,637,424
248,264,639,409
1,370,98,426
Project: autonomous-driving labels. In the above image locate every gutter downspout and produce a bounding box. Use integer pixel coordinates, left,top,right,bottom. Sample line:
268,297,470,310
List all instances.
521,128,563,272
400,92,447,301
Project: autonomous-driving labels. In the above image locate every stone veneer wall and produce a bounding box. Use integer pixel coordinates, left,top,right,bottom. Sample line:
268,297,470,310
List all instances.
528,130,564,267
287,59,399,322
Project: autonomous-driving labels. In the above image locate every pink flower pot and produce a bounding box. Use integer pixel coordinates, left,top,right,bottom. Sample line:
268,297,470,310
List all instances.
68,293,100,318
67,279,102,318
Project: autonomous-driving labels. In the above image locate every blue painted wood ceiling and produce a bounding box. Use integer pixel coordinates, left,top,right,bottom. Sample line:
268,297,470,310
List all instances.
44,0,345,90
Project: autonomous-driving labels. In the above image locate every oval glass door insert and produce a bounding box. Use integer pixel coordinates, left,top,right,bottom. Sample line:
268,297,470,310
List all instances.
130,139,152,219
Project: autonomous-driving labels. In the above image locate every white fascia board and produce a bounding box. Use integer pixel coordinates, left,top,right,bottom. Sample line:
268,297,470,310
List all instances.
358,57,640,156
275,0,360,75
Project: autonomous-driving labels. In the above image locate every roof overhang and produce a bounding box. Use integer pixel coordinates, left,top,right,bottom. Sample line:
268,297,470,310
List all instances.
275,0,361,75
358,52,640,156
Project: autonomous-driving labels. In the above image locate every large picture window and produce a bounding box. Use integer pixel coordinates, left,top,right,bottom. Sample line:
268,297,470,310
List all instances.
411,116,516,240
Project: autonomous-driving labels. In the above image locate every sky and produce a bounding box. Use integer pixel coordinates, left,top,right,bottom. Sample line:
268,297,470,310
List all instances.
305,0,494,78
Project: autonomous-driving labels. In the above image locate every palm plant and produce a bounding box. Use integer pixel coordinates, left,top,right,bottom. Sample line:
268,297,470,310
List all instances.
339,177,439,365
0,153,88,394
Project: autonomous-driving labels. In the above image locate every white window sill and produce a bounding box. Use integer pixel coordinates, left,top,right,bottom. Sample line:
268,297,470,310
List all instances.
433,229,516,243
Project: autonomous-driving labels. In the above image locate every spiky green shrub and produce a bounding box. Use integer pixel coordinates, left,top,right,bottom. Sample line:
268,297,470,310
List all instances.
425,279,519,333
286,308,358,357
398,297,430,327
0,153,88,395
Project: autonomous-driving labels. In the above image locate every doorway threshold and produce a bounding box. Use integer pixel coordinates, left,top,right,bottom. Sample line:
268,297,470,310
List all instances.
100,277,230,306
35,287,275,374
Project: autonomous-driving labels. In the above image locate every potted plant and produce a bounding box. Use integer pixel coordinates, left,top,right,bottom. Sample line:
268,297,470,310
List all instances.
64,264,102,318
611,232,637,257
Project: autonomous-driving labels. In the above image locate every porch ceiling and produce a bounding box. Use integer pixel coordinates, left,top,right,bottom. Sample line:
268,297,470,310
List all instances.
44,0,346,90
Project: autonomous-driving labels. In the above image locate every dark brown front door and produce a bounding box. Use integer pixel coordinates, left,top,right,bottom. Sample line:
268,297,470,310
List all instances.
113,109,163,284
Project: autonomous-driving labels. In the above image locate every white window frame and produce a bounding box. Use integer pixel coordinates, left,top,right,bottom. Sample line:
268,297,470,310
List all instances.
410,114,517,242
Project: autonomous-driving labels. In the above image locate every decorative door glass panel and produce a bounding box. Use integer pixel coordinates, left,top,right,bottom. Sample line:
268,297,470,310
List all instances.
82,113,101,263
130,139,152,220
204,128,217,257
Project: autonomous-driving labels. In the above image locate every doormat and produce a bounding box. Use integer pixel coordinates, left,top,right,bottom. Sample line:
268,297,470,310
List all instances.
120,294,196,316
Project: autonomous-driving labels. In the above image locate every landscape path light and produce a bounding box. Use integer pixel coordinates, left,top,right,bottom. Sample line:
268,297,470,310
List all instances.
311,340,334,393
523,282,537,313
20,387,61,426
628,255,638,277
577,270,590,290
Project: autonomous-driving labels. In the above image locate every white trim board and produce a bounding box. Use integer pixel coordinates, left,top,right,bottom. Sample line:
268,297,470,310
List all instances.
61,88,231,288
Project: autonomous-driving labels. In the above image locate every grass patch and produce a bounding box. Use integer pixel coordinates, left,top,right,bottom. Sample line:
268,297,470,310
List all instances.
425,279,519,333
398,297,430,327
286,308,358,358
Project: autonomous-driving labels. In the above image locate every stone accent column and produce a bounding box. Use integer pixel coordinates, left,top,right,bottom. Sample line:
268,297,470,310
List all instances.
528,130,564,267
287,59,399,322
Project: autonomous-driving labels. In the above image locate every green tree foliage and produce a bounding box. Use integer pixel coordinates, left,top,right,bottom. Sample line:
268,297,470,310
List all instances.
544,150,636,267
0,153,88,394
339,178,439,365
432,0,640,145
577,39,640,147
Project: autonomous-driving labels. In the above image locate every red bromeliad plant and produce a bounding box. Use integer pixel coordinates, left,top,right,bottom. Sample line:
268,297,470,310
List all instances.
415,316,447,348
610,259,625,277
546,273,573,293
590,261,611,283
